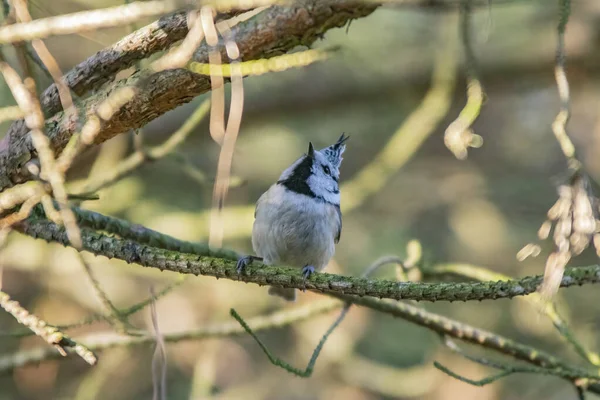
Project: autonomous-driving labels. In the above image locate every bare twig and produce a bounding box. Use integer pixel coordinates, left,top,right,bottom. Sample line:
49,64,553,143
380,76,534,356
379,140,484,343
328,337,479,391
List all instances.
23,43,53,81
187,47,336,77
0,105,24,122
73,99,211,197
444,0,484,159
435,337,592,393
13,9,239,122
229,240,419,377
337,18,456,213
230,304,351,377
427,262,600,367
0,0,378,191
0,181,45,214
1,275,186,338
150,287,168,400
12,0,74,115
150,9,206,72
0,0,179,44
78,253,130,334
209,9,244,249
552,0,577,167
526,0,597,303
0,289,97,365
203,7,226,146
0,191,44,229
56,85,137,173
0,298,342,373
0,58,82,248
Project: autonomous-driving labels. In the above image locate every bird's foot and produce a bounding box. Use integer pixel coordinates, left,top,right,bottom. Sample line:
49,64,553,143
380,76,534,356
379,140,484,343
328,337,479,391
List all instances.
301,265,316,292
236,255,263,274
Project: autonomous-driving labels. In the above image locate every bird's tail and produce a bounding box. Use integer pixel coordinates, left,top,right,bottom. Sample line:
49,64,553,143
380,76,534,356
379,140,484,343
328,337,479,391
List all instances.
268,286,296,302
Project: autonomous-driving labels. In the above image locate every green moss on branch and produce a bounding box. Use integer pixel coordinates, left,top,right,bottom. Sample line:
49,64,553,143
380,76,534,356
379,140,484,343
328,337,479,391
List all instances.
16,218,600,303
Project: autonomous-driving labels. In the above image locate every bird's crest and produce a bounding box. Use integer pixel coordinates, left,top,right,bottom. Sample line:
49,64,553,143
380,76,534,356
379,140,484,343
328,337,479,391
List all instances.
320,133,349,168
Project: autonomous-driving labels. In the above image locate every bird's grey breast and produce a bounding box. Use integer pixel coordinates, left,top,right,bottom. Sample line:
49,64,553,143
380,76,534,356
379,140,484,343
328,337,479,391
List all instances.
252,185,340,269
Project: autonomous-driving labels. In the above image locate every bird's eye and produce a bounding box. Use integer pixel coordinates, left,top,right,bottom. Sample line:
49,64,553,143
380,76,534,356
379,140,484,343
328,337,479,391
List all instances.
322,165,331,175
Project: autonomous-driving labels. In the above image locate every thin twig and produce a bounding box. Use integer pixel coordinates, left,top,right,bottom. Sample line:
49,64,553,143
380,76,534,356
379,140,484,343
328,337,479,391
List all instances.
434,361,514,386
73,99,211,197
230,304,350,377
434,336,595,391
0,59,82,248
537,0,582,302
209,8,244,249
552,0,577,168
0,289,97,365
24,43,53,80
150,287,167,400
436,336,589,390
150,9,206,72
12,0,75,115
0,105,24,122
0,192,44,229
187,47,335,77
444,0,484,159
0,0,379,191
1,276,186,338
428,262,600,367
334,294,596,381
0,0,179,44
0,298,342,372
228,243,418,377
202,7,226,146
0,181,45,215
78,252,130,333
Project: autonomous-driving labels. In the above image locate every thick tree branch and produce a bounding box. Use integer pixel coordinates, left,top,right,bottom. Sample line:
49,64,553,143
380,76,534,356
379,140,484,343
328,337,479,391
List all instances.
14,217,600,302
0,0,377,190
35,10,243,121
2,0,504,144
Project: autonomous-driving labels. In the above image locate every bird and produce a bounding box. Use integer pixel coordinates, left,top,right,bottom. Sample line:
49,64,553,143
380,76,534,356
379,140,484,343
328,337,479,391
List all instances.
236,133,348,301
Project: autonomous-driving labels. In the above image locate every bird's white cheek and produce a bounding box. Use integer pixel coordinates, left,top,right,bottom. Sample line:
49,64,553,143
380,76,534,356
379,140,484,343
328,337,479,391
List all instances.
322,190,340,205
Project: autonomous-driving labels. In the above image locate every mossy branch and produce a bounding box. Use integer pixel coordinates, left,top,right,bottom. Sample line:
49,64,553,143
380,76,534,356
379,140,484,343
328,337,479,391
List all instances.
14,215,600,303
426,263,600,367
4,223,600,392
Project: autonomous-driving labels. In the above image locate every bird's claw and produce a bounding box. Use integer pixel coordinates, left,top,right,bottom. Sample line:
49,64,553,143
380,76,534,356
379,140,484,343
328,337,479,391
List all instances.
236,255,262,274
301,265,316,292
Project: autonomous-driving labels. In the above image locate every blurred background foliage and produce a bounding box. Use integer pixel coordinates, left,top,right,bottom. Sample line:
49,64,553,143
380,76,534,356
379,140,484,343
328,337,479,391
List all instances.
2,0,600,399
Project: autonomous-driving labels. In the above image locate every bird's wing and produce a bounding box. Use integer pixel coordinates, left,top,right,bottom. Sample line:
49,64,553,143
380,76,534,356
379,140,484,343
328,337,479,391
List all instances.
254,187,271,218
334,204,342,243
